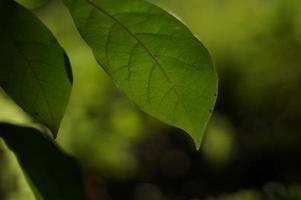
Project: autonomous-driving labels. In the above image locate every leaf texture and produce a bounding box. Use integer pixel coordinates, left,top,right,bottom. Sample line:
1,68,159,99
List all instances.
0,0,72,136
63,0,218,147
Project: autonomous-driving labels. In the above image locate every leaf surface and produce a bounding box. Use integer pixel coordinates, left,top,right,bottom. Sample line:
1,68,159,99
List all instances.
63,0,218,147
16,0,48,9
0,0,72,136
0,123,87,200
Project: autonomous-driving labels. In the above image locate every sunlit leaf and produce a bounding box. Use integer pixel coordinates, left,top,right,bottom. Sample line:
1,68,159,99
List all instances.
63,0,218,147
0,0,72,136
0,123,87,200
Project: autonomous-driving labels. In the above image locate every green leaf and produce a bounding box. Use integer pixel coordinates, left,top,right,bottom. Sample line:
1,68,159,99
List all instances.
16,0,48,10
63,0,218,148
0,123,87,200
0,0,72,136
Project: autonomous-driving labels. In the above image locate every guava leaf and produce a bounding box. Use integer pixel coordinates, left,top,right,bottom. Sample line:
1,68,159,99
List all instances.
63,0,218,148
0,123,87,200
0,0,72,136
65,0,217,147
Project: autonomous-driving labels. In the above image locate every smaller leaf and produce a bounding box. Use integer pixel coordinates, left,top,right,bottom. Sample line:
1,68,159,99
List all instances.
0,0,72,136
0,123,87,200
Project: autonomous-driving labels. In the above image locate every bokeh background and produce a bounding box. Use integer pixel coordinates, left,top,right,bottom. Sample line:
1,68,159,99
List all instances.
1,0,301,199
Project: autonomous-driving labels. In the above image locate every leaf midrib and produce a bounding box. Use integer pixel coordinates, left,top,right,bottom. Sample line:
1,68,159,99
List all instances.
10,40,56,130
85,0,191,122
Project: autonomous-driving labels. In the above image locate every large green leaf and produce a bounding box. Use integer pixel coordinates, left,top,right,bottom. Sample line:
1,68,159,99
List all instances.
0,0,72,136
63,0,218,147
0,123,87,200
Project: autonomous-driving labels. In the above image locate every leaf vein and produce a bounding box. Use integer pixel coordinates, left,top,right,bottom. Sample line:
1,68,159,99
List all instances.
85,0,189,117
10,42,56,129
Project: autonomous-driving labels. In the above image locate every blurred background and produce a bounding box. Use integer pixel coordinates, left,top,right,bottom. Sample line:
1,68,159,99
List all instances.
1,0,301,199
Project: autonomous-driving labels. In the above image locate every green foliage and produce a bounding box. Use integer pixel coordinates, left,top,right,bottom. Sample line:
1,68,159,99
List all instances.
0,123,86,200
0,0,72,136
0,0,218,198
62,0,218,147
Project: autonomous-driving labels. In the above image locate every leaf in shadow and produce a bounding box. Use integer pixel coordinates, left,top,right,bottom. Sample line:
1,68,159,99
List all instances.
0,0,72,137
0,123,87,200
